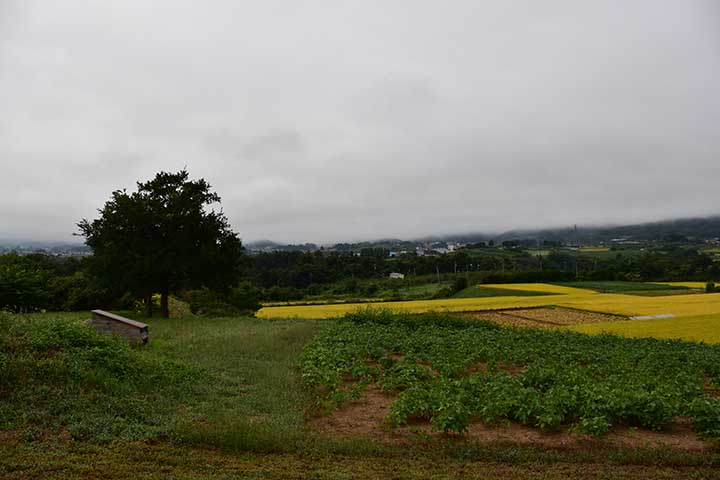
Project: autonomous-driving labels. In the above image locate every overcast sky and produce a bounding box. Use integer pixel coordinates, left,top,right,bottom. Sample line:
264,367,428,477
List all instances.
1,1,719,244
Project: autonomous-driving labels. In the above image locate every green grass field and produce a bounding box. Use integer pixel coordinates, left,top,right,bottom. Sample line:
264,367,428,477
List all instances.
452,285,553,298
393,282,451,297
553,281,691,293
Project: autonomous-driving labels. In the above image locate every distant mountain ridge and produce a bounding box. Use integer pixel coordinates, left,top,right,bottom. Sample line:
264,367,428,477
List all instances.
7,216,720,253
491,216,720,244
247,216,720,252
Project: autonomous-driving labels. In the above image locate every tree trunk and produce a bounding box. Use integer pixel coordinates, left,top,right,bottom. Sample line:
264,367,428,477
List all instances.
160,289,169,318
144,293,153,317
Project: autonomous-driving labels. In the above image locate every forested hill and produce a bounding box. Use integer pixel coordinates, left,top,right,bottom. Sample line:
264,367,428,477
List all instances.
247,216,720,252
492,216,720,244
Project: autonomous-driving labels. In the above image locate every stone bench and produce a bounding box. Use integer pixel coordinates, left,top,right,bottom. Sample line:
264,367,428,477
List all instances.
89,309,149,344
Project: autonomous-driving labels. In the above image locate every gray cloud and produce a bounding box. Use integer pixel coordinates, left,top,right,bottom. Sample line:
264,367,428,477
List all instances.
1,0,719,244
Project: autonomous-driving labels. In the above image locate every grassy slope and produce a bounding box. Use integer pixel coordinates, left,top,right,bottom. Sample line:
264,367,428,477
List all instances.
394,282,450,297
0,311,198,442
480,283,596,295
554,281,690,293
452,286,553,298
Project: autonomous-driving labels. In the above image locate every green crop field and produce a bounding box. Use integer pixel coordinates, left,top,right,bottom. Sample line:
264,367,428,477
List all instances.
302,310,720,437
552,281,691,293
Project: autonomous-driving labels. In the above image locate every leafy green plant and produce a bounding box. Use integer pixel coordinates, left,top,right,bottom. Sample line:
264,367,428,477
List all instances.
301,310,720,437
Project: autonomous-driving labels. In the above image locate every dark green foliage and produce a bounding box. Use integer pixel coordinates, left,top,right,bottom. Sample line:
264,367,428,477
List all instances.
183,283,261,317
0,262,50,312
0,312,198,441
227,281,262,312
78,170,245,317
451,277,468,293
247,241,720,300
263,286,305,301
707,282,717,293
0,253,116,313
688,397,720,438
47,271,120,311
300,310,720,437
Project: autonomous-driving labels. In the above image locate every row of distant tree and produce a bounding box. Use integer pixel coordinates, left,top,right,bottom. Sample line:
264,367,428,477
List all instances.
3,240,719,312
247,246,719,288
2,170,719,314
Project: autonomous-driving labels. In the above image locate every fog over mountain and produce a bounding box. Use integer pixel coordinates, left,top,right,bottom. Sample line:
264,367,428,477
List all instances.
1,1,719,244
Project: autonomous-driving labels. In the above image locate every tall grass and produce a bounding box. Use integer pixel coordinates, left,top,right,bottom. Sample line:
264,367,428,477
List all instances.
0,311,198,442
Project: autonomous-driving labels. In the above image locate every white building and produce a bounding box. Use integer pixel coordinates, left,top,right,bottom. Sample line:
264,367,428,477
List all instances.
389,272,405,279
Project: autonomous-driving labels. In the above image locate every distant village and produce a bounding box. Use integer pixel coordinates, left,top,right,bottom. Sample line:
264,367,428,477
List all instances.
0,243,91,257
5,217,720,258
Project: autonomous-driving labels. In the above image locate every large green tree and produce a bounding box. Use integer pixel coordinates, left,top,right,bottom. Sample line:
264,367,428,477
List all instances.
78,170,244,317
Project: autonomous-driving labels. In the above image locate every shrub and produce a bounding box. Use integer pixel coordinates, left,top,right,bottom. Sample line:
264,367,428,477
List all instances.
183,284,260,317
227,282,262,313
451,277,468,294
263,286,304,302
362,283,379,296
0,264,51,312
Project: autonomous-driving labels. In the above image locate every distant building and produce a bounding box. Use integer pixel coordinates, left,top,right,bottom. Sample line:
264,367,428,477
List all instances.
389,272,405,279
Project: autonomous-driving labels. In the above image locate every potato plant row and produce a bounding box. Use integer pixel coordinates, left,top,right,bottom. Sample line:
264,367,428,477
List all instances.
300,309,720,436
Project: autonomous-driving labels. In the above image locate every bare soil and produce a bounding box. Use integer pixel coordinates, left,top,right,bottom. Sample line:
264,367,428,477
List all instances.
465,308,623,328
309,386,713,452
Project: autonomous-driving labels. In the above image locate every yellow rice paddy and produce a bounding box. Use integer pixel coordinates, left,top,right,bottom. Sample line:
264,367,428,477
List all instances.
257,294,575,319
578,247,610,252
257,283,720,344
570,314,720,344
258,284,720,319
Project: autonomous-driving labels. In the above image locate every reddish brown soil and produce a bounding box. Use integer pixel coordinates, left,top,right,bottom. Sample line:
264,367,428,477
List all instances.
309,387,713,452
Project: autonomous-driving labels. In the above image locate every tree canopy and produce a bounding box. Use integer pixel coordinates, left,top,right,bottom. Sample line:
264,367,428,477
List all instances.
78,170,244,317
